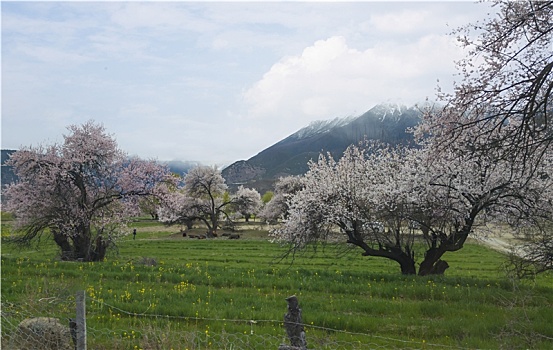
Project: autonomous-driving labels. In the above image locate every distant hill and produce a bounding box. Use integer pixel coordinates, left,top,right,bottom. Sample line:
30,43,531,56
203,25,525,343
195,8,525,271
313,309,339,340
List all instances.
1,149,17,187
0,149,199,192
163,160,202,176
222,103,422,193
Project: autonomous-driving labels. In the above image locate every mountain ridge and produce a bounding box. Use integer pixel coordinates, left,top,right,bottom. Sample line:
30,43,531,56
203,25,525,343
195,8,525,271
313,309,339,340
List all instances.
222,103,423,193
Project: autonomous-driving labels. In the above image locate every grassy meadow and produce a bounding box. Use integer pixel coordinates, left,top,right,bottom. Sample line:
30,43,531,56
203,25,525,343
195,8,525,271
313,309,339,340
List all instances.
1,217,552,349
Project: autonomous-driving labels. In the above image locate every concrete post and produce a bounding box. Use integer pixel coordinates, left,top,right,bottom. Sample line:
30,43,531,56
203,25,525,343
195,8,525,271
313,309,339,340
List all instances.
76,290,87,350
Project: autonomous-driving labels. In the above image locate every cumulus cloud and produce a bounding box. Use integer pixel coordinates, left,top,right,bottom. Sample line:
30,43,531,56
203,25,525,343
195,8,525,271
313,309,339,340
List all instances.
241,34,464,137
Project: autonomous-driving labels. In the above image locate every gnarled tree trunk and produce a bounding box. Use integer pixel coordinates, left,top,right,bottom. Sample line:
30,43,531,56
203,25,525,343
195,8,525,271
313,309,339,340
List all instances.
418,247,449,276
52,225,108,262
418,221,473,275
356,238,417,275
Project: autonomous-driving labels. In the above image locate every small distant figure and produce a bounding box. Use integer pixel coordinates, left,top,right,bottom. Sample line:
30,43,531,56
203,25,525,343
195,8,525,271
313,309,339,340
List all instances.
133,229,136,240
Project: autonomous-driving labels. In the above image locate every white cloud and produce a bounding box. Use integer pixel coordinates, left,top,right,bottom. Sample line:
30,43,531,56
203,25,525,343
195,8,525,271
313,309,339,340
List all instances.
241,34,464,139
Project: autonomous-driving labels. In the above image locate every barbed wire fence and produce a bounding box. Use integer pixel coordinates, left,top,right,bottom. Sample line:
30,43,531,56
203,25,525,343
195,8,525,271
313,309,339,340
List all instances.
1,292,477,350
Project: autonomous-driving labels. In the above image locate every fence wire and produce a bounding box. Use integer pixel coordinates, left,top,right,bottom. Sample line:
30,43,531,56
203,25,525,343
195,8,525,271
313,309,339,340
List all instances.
1,296,476,350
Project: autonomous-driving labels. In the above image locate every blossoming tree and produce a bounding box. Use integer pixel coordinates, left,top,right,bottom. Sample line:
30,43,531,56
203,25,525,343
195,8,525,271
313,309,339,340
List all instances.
258,175,305,224
426,1,552,152
4,121,173,261
271,145,425,275
158,166,261,236
272,140,553,275
420,0,553,274
234,186,263,222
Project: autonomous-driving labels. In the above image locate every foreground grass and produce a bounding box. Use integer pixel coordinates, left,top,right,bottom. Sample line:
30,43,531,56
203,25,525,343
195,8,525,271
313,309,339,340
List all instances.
1,220,552,349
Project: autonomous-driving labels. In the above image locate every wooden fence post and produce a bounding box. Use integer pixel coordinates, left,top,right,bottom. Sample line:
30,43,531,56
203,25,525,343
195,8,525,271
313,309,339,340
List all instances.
76,290,87,350
278,295,307,350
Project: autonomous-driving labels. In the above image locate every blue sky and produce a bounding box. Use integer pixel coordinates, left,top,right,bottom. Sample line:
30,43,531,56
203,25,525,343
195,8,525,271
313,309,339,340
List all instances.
2,1,494,166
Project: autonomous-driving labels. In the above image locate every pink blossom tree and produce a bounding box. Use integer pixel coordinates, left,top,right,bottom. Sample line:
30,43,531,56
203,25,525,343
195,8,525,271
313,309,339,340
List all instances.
4,121,173,261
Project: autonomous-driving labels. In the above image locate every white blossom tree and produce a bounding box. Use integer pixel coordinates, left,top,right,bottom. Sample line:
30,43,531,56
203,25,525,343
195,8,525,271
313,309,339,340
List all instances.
418,0,553,274
258,176,304,224
158,166,261,236
419,124,553,275
272,141,553,275
4,121,173,261
272,145,426,274
234,186,262,222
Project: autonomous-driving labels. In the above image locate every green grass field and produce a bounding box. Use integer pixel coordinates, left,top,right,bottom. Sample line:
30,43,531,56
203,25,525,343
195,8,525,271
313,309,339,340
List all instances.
1,218,552,349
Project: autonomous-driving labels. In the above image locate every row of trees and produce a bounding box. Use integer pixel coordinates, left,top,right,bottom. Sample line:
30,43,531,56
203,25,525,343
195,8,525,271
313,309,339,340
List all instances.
269,136,553,275
5,113,551,275
3,121,266,261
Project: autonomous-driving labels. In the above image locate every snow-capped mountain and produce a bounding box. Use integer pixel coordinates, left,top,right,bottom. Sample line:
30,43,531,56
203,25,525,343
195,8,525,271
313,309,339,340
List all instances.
370,102,408,120
293,116,357,139
222,103,422,193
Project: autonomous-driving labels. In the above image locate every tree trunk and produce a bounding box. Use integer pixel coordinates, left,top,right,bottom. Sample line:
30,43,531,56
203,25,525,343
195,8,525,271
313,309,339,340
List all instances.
53,231,74,260
398,256,417,275
381,245,417,275
53,224,109,262
418,247,449,276
185,218,194,230
208,213,218,238
91,235,108,261
418,217,475,275
355,236,417,275
72,232,91,261
419,259,450,276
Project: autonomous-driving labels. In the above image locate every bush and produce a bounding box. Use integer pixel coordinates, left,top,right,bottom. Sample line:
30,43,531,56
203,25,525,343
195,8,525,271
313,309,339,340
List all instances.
13,317,73,350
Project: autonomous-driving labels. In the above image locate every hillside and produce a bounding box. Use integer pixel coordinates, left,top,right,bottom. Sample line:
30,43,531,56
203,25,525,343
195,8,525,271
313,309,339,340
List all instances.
163,160,202,176
222,103,422,193
1,149,17,187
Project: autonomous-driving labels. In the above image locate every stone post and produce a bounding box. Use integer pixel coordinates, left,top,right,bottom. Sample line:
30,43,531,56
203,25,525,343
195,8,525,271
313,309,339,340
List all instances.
278,295,307,350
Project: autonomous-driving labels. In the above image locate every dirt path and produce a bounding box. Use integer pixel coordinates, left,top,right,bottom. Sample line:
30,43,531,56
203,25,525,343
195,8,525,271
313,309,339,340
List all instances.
472,236,514,254
472,233,531,259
